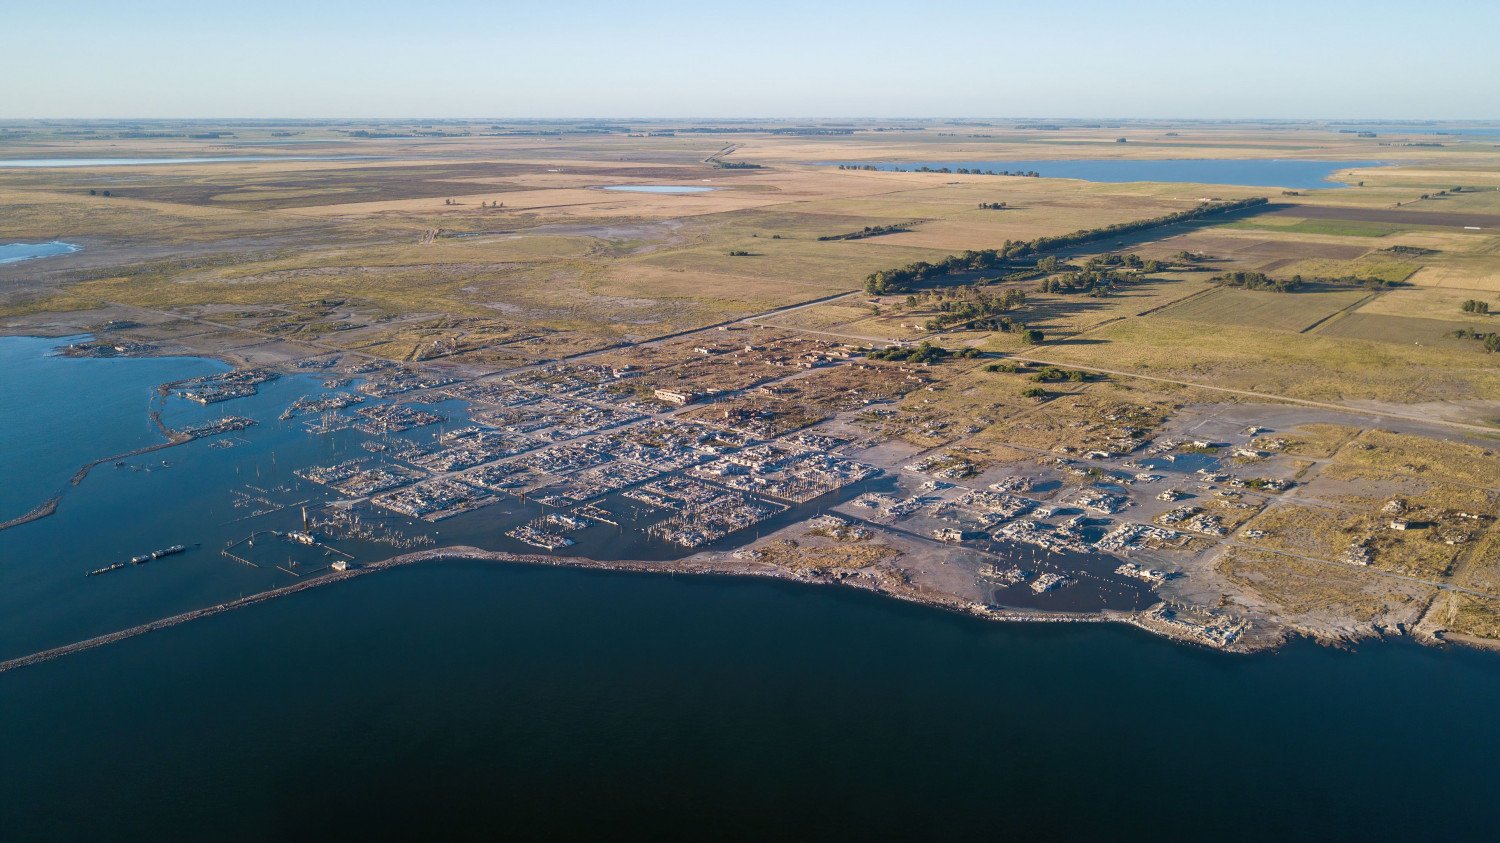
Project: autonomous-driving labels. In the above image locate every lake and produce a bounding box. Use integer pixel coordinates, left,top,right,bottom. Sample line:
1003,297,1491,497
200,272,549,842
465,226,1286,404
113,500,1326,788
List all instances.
0,336,223,522
827,159,1384,189
0,155,374,168
0,241,80,264
601,184,716,194
1,560,1497,840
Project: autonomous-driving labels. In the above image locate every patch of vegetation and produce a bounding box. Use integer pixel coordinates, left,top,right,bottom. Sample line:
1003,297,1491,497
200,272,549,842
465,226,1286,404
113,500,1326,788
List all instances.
753,537,898,576
1253,424,1361,459
1447,328,1500,352
1283,255,1419,285
1210,271,1304,293
1339,429,1500,488
1217,548,1428,622
1230,219,1406,237
818,224,912,242
902,286,1027,331
1432,592,1500,641
1029,366,1096,383
865,341,969,364
837,164,1039,176
1210,271,1398,293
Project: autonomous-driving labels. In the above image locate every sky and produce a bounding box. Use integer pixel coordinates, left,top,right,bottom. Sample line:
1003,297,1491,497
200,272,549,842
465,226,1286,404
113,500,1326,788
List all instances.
5,0,1499,120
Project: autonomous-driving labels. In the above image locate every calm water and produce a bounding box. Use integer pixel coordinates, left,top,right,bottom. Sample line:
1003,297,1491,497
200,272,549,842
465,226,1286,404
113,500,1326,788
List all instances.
0,155,373,168
827,159,1384,188
0,336,883,661
0,336,223,520
3,335,1498,839
601,184,715,193
2,561,1498,840
0,241,80,264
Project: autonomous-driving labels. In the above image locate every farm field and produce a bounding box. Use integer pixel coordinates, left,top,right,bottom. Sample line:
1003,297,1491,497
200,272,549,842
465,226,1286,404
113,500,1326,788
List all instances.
1150,285,1370,332
1313,312,1494,348
1355,285,1499,321
1226,217,1413,237
1030,316,1500,405
7,118,1500,409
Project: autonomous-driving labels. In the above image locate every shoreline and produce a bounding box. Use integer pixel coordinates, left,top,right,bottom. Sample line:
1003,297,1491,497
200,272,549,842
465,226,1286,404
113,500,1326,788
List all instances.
0,545,1108,674
0,327,1486,669
0,539,1390,676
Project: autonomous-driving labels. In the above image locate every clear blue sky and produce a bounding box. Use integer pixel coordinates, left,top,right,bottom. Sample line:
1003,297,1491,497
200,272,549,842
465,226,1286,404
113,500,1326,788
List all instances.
5,0,1498,119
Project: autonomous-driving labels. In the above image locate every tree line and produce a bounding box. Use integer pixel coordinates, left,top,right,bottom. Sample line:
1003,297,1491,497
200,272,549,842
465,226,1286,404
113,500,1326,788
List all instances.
818,224,911,242
1210,271,1399,293
835,164,1042,177
864,198,1268,294
864,341,980,364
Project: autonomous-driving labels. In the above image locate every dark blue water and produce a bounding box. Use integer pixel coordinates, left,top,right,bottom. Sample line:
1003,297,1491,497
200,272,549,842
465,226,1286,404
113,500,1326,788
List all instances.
827,159,1384,189
1,560,1497,840
0,241,80,264
0,336,223,520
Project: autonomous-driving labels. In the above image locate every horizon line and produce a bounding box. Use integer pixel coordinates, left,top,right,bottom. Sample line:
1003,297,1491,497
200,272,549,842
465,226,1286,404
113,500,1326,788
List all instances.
4,116,1500,124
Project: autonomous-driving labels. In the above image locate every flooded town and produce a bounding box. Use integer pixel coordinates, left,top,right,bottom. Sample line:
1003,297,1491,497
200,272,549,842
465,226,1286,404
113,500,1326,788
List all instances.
12,313,1458,664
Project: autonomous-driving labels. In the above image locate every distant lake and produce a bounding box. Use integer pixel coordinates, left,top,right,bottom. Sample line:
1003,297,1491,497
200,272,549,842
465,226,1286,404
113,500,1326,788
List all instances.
0,241,80,265
600,185,716,194
826,159,1385,189
0,155,373,168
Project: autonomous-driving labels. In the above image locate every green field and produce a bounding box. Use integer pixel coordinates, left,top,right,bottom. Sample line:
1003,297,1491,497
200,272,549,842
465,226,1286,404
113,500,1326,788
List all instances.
1283,254,1422,283
1227,218,1411,238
